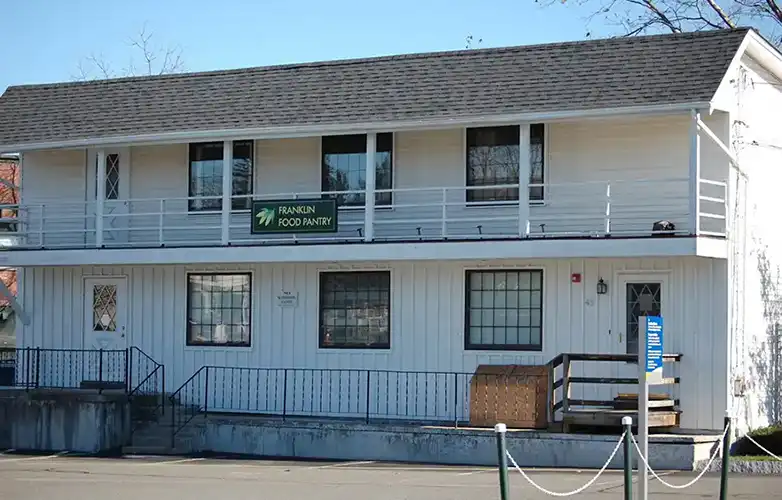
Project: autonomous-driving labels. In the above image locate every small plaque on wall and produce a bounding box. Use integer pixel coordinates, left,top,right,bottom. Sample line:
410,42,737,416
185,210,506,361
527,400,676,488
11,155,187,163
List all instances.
277,291,298,308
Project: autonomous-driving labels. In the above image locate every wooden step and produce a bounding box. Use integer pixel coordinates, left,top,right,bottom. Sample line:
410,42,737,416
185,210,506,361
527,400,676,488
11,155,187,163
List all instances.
563,408,680,428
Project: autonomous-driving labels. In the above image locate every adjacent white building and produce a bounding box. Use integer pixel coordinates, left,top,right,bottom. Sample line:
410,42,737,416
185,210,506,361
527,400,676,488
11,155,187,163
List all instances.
1,28,780,434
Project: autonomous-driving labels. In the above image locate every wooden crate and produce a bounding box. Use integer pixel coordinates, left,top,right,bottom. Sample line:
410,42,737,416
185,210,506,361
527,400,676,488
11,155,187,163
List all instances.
469,365,548,429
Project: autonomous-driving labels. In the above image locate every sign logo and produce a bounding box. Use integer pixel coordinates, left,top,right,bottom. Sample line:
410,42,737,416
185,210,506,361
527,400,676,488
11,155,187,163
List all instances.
251,199,338,234
645,315,664,382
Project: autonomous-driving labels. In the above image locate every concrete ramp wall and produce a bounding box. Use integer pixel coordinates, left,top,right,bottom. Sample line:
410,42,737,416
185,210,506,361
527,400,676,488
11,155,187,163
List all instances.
0,390,130,453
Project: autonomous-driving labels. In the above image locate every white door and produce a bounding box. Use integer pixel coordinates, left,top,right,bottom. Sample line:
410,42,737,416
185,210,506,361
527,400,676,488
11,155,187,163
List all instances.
614,274,666,356
89,149,130,245
84,277,128,385
610,273,668,397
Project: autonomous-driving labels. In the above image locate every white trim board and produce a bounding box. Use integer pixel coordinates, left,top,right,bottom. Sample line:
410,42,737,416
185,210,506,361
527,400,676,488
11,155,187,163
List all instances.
0,237,726,267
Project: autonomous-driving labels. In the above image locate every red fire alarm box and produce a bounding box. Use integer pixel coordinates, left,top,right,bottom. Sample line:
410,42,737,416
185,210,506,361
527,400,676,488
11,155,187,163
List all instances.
571,273,582,283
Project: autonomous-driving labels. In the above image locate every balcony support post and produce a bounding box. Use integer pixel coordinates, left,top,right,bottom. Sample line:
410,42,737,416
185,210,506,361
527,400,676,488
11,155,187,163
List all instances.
95,149,106,248
364,133,376,242
518,124,531,237
221,140,232,245
689,110,701,236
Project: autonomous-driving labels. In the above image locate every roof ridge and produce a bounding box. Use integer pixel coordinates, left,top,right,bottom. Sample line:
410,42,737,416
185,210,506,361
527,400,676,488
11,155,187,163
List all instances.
4,27,752,91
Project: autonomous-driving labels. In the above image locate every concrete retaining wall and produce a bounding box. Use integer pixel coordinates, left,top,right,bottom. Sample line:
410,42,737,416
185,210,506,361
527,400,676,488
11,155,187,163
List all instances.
0,390,130,453
200,416,720,471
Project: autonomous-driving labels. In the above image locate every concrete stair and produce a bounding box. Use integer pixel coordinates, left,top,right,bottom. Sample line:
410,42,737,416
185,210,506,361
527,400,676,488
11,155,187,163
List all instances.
124,397,205,456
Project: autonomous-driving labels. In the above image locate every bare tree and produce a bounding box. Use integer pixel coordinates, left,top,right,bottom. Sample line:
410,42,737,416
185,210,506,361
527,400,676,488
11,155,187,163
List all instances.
74,23,185,80
538,0,782,46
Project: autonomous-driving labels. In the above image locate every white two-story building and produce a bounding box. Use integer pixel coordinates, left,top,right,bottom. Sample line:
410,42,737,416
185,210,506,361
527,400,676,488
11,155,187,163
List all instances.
1,28,781,437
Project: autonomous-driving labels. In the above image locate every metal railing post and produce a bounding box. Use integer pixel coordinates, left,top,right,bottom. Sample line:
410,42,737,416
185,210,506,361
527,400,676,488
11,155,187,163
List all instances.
125,348,131,393
161,366,166,416
282,369,288,420
719,412,731,500
604,182,611,235
34,347,40,388
365,370,371,423
158,199,165,246
203,366,209,419
98,349,104,393
441,188,448,238
453,372,459,427
495,423,510,500
622,416,633,500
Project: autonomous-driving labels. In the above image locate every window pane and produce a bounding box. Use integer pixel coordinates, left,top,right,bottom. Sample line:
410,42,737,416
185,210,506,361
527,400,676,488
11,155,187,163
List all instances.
465,270,543,350
189,141,254,211
319,271,391,348
321,133,393,207
466,124,545,202
232,140,254,210
187,273,251,347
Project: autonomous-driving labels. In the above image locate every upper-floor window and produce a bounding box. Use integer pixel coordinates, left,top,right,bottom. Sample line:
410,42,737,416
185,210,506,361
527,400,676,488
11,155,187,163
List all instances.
321,133,393,207
189,141,253,212
466,124,545,203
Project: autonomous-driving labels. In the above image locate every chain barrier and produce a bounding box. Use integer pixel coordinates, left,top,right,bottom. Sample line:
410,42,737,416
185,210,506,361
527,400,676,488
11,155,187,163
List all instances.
743,433,782,461
630,426,728,490
505,430,626,497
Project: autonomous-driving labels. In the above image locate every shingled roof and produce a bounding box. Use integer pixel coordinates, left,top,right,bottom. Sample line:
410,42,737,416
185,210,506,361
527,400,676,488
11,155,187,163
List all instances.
0,28,752,150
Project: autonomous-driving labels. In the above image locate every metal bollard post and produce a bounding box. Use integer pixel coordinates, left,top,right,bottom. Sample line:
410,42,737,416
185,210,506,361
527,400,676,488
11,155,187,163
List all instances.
622,416,633,500
495,423,510,500
719,411,731,500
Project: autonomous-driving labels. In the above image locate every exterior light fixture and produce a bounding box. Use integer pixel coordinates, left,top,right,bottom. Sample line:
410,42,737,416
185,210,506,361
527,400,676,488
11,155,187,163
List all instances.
596,278,608,295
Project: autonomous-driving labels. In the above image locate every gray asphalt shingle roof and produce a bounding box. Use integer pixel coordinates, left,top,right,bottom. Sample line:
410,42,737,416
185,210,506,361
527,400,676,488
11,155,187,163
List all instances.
0,28,751,149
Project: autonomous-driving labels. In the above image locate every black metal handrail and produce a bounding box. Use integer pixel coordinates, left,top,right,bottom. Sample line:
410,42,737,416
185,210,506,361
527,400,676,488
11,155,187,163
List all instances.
0,347,128,390
128,347,166,429
168,365,550,443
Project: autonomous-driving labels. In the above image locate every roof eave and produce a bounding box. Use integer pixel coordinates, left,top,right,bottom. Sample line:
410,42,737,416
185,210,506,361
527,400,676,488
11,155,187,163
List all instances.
0,101,712,153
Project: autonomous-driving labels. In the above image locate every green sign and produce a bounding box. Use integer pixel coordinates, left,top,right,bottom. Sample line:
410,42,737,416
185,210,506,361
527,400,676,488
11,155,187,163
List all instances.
251,199,338,234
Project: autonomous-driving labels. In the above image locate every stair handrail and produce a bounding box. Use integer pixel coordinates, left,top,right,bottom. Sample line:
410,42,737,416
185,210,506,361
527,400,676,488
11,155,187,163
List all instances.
169,365,209,447
128,347,167,425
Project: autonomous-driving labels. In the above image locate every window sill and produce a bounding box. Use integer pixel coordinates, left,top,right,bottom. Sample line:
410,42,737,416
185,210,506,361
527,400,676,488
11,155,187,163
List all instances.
317,344,392,351
464,345,543,352
464,200,546,208
185,343,253,350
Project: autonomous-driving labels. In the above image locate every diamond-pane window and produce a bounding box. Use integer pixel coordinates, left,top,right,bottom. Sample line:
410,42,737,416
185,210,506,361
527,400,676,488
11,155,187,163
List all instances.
626,283,662,355
105,154,120,200
93,284,117,332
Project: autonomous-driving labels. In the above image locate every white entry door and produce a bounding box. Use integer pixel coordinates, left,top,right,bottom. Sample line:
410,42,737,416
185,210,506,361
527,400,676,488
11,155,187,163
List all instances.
84,277,127,351
614,274,667,356
89,149,130,245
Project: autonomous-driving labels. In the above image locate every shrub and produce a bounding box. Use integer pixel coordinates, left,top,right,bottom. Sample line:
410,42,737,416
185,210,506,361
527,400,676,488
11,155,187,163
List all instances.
733,424,782,457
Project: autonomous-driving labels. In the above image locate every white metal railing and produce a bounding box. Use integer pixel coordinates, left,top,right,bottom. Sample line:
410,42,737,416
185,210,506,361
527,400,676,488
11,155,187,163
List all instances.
3,177,727,250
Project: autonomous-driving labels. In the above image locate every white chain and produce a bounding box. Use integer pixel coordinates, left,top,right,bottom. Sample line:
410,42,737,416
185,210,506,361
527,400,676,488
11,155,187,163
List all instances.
742,433,782,461
630,426,728,489
505,430,625,497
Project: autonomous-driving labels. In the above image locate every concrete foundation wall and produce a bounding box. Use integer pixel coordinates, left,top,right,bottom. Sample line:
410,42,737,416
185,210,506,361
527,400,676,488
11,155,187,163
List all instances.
200,416,720,471
0,390,130,453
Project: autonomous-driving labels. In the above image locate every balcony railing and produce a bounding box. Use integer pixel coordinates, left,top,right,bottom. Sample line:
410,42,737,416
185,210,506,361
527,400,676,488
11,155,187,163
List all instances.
1,177,727,250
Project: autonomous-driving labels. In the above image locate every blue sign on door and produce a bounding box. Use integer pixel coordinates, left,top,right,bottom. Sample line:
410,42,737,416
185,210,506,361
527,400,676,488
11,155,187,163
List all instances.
645,316,663,375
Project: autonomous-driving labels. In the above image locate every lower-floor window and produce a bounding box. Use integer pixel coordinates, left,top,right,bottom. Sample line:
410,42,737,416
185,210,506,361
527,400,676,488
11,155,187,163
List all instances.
319,271,391,349
187,273,251,347
465,269,543,350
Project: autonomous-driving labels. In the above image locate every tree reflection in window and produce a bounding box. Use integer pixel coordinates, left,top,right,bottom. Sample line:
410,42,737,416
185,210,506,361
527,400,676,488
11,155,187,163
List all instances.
321,133,392,207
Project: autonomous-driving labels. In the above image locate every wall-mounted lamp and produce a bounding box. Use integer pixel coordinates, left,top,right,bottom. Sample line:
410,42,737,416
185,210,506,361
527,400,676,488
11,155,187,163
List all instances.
596,278,608,295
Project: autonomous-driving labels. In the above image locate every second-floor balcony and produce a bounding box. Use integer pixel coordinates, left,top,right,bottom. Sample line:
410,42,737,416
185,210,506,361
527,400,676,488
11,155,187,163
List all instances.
4,177,727,251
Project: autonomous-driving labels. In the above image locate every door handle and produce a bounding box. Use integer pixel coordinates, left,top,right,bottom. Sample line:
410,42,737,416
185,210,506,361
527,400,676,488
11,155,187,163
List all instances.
618,332,623,343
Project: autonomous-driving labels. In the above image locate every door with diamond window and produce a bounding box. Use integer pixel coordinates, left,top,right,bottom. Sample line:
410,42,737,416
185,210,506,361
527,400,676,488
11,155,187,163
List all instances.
614,274,666,356
90,149,130,245
84,277,127,352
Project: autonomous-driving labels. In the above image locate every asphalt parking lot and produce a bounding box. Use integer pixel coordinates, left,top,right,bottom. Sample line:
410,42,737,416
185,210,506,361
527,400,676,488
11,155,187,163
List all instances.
0,452,777,499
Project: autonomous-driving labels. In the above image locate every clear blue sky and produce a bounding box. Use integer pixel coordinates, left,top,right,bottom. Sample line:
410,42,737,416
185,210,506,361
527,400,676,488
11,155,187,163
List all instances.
2,0,604,94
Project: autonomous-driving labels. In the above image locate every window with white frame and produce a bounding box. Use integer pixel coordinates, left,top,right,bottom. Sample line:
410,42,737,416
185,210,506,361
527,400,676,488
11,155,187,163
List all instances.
465,269,543,351
188,141,254,211
321,133,393,207
319,271,391,349
187,273,251,347
466,124,545,202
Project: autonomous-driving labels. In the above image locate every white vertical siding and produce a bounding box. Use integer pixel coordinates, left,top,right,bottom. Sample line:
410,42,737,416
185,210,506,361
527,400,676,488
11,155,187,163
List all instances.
18,256,728,429
727,55,782,433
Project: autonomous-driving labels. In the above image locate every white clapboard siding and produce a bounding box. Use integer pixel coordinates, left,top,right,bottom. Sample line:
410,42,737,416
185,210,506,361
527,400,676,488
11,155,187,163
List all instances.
18,256,728,430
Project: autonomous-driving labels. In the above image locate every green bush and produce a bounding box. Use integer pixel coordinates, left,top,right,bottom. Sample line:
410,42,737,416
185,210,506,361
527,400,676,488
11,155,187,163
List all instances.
734,425,782,457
